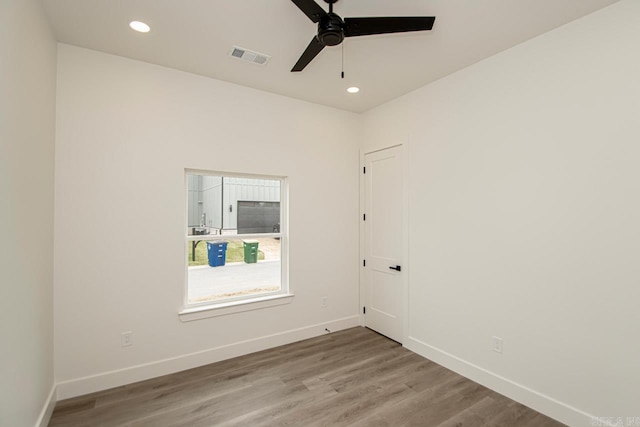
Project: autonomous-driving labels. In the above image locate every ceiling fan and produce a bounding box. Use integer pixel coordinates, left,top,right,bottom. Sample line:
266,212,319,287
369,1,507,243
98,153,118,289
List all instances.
290,0,436,72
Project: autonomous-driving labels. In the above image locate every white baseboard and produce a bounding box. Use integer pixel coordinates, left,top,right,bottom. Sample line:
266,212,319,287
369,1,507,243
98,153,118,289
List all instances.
56,316,360,400
405,336,597,427
36,384,56,427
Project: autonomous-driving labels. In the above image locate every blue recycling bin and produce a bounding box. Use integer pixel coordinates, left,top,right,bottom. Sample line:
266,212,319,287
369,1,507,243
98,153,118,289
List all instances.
207,241,228,267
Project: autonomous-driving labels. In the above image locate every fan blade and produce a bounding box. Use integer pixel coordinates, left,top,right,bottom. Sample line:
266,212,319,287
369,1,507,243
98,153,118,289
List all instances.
291,0,327,23
291,37,325,72
344,16,435,37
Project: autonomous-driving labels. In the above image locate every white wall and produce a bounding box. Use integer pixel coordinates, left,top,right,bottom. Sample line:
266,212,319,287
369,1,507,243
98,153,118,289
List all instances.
364,1,639,425
54,44,361,397
0,0,57,425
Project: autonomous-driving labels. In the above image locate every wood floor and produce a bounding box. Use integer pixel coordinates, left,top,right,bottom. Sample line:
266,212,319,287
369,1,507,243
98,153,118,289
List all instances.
49,327,565,427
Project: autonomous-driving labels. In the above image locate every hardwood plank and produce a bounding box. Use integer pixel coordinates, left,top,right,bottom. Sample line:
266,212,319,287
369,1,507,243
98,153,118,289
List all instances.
49,327,566,427
50,397,96,418
94,327,377,409
435,396,499,427
130,379,307,427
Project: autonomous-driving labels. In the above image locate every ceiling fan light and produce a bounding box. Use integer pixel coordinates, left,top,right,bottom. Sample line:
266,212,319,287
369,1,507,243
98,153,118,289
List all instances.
129,21,150,33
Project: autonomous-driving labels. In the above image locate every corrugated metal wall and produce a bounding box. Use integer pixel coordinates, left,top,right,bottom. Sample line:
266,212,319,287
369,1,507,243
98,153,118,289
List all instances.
188,174,280,230
188,175,223,228
222,177,280,229
187,174,202,227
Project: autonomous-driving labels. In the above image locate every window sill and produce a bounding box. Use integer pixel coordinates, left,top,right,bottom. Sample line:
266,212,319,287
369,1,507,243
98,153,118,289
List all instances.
179,293,294,322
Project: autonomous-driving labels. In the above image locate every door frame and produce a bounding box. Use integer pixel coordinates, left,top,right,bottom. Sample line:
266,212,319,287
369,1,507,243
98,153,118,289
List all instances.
359,142,410,344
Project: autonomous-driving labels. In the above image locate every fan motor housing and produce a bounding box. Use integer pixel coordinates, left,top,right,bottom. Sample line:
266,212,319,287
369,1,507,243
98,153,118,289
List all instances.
318,13,344,46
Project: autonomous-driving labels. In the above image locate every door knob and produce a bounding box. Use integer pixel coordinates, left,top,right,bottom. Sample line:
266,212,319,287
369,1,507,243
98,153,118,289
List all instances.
389,265,401,272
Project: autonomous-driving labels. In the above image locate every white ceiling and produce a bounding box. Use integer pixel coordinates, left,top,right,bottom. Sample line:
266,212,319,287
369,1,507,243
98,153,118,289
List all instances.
42,0,619,113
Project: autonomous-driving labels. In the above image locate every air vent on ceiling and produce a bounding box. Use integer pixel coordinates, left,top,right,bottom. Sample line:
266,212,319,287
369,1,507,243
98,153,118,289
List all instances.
229,46,270,66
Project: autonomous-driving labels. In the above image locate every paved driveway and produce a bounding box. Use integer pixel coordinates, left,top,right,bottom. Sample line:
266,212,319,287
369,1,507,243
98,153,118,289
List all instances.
188,260,280,302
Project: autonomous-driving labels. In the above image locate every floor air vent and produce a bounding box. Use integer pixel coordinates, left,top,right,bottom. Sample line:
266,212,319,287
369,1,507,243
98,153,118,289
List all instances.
229,46,270,66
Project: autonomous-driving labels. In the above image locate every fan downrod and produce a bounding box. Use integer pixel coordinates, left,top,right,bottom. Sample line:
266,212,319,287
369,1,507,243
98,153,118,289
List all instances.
323,0,338,13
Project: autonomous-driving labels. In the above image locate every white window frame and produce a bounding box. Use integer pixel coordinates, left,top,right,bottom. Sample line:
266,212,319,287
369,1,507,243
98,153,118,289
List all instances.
179,169,291,321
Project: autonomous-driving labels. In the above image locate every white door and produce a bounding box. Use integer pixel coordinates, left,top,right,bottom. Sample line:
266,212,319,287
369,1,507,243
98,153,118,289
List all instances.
363,145,403,343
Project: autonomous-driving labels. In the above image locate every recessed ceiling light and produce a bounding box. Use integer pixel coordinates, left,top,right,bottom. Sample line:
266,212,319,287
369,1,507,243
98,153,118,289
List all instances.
129,21,150,33
347,87,360,94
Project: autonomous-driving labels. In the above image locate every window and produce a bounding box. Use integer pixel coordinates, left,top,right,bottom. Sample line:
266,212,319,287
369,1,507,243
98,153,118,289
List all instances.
184,171,288,310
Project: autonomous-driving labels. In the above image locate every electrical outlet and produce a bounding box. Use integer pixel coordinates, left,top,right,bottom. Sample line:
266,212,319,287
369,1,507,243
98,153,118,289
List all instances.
492,336,503,354
321,296,328,308
121,331,133,347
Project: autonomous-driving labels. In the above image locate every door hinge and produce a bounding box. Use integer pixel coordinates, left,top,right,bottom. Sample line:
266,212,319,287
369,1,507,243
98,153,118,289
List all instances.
363,259,366,267
363,306,366,314
363,166,366,174
363,213,366,221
